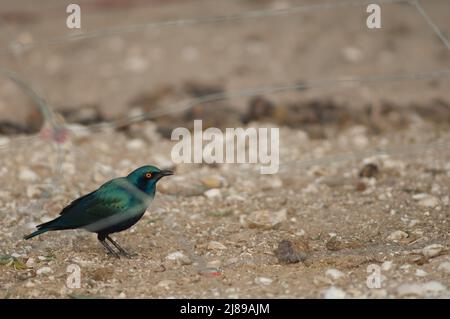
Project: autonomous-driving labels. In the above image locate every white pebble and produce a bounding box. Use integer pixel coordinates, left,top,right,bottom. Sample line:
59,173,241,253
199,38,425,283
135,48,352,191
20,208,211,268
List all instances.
243,209,287,229
342,46,363,63
36,267,53,275
166,251,188,261
422,244,446,259
19,168,38,182
157,280,175,289
166,251,184,260
325,269,345,280
26,185,42,198
386,230,408,242
381,261,394,271
126,139,145,150
415,269,427,277
413,193,440,207
324,286,346,299
207,241,227,250
0,136,10,145
255,277,273,285
204,188,221,199
397,281,446,297
25,281,35,288
26,258,35,267
437,261,450,274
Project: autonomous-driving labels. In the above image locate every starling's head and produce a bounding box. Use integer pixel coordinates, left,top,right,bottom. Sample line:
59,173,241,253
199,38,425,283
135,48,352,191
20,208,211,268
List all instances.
126,165,173,195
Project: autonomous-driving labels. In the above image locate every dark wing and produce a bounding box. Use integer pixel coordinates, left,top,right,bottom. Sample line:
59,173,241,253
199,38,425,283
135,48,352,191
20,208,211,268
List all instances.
54,178,136,229
59,190,96,215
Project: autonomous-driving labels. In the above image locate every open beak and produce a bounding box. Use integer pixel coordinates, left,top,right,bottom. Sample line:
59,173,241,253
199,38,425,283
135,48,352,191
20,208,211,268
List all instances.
159,169,174,177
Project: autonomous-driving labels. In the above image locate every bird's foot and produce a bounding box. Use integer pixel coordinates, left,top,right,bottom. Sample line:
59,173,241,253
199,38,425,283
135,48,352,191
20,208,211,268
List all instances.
107,251,121,259
105,235,136,259
120,250,138,259
99,239,121,259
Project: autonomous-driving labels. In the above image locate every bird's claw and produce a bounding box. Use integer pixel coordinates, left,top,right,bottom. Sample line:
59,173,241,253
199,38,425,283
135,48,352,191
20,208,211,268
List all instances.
106,251,121,259
120,251,137,259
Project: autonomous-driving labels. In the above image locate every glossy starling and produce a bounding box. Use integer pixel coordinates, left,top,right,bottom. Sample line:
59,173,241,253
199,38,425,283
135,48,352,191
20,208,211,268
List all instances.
24,165,173,258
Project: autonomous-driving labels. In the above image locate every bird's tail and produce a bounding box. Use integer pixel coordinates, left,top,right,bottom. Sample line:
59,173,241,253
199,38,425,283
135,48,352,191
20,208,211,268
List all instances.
23,228,49,240
23,219,57,240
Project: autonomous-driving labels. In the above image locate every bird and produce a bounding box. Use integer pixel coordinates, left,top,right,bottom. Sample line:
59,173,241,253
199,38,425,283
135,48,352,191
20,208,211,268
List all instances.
24,165,173,258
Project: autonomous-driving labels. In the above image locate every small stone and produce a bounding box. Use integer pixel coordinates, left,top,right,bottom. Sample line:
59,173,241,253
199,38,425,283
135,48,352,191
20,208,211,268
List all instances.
26,258,35,267
207,241,227,250
118,292,127,298
355,181,367,192
422,244,446,259
326,269,345,280
381,261,394,271
226,194,246,202
66,124,90,140
274,240,308,264
153,155,175,170
370,289,388,298
19,168,38,182
359,163,379,178
126,139,145,150
397,281,446,297
386,230,408,242
0,136,10,146
326,236,345,251
204,188,221,199
206,260,222,268
413,193,440,207
157,280,175,289
412,193,428,200
200,176,225,189
437,261,450,273
36,267,53,275
270,177,283,189
400,264,411,271
296,229,305,236
415,269,427,277
324,286,346,299
408,219,420,228
165,252,192,265
25,281,35,288
255,277,273,285
26,185,42,198
342,46,363,62
245,209,287,229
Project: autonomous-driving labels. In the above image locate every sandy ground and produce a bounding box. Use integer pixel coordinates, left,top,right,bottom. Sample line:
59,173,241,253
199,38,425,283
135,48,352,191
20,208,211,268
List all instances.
0,0,449,298
0,120,449,298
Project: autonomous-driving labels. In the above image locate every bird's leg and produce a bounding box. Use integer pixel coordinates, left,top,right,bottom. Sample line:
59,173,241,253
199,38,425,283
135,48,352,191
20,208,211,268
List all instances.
106,235,136,258
99,238,120,259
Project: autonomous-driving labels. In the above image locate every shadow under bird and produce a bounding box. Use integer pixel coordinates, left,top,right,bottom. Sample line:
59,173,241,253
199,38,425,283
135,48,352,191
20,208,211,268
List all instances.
24,165,173,258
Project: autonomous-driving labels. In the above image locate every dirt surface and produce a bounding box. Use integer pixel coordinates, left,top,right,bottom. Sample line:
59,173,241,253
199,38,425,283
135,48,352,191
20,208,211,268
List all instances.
0,0,449,298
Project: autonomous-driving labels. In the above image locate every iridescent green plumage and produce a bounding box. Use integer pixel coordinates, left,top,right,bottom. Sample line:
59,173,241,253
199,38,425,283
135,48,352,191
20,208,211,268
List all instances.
24,165,173,258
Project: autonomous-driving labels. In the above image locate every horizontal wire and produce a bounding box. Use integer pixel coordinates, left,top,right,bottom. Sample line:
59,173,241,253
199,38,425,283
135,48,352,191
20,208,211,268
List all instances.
1,0,415,53
83,67,450,132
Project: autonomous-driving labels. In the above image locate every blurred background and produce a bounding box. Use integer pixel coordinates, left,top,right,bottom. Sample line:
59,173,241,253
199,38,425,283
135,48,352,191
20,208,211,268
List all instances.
0,0,449,299
1,0,449,136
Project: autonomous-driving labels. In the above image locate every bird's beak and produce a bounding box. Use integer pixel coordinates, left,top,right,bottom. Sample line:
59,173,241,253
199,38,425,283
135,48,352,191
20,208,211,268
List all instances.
159,169,174,177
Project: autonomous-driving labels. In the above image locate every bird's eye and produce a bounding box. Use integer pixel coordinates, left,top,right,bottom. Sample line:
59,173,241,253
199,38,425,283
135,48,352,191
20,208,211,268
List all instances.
145,172,152,179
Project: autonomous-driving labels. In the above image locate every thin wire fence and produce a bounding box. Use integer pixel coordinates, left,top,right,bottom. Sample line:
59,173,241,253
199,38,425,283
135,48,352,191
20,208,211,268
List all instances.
0,0,412,53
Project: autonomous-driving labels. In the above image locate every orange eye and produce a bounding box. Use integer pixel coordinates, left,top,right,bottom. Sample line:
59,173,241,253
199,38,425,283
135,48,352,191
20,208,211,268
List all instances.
145,172,152,179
